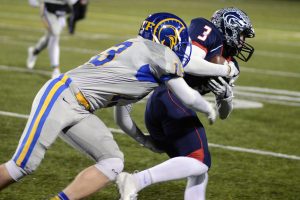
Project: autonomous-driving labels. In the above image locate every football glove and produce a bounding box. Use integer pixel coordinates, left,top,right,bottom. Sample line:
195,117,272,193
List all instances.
206,104,217,125
226,61,240,78
208,77,233,100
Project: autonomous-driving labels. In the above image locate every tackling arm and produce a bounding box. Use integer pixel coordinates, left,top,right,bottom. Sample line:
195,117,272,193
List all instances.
114,105,163,153
184,45,239,77
114,104,146,144
166,77,216,124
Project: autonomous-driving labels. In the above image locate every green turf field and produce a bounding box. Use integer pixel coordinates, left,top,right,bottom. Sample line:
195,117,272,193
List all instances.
0,0,300,199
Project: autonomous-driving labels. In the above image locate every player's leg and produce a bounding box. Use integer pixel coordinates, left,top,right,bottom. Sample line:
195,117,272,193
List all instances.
0,75,84,191
117,140,209,200
117,87,211,199
0,164,15,189
55,114,124,200
121,156,208,190
27,5,51,69
27,32,50,69
43,10,66,78
117,157,208,200
184,172,208,200
159,90,211,199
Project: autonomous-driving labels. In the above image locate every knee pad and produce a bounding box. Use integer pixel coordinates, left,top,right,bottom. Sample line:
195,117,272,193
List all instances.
5,160,27,181
94,158,124,181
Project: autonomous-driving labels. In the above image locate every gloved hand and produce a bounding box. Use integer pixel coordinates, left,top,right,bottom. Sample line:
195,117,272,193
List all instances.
142,135,164,153
206,103,217,125
225,61,240,78
208,77,233,99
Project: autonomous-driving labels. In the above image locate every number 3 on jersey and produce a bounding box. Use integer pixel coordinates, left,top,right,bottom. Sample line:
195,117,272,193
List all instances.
89,41,133,66
197,25,212,41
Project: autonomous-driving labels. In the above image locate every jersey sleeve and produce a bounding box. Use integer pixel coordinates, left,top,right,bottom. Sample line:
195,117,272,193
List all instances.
148,43,184,83
188,17,224,61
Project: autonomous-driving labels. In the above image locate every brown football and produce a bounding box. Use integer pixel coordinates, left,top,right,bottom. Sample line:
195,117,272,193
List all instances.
210,55,226,64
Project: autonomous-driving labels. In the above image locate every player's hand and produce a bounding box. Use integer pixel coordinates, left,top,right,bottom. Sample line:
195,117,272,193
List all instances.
208,77,233,99
225,61,239,78
206,103,217,125
28,0,40,7
142,136,164,153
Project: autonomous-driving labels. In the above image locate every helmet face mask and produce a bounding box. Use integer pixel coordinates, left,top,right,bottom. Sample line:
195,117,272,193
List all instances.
139,12,191,67
211,7,255,62
236,36,255,62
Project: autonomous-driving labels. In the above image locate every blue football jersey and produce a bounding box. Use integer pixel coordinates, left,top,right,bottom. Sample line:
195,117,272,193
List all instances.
188,17,224,61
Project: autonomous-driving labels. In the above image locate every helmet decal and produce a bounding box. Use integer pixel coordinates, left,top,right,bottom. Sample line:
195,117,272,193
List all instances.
139,13,191,67
143,21,155,31
224,13,246,27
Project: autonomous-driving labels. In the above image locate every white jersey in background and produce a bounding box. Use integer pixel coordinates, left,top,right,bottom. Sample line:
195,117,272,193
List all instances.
26,0,79,78
43,0,77,5
29,0,77,7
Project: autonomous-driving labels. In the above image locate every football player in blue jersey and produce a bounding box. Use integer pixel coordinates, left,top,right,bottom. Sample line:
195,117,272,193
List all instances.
115,7,255,200
0,12,218,200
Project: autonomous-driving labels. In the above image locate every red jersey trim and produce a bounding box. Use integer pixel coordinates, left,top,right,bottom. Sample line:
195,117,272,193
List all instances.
192,41,208,54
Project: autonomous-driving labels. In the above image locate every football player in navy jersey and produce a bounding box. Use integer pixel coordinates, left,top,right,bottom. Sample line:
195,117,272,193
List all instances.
115,7,255,200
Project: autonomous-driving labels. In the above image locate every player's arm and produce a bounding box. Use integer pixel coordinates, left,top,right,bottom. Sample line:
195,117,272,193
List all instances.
114,104,163,153
114,104,146,144
165,77,216,124
184,45,239,77
185,44,236,119
153,45,215,123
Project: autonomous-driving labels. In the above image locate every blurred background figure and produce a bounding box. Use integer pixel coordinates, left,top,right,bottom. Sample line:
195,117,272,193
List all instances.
67,0,89,34
26,0,78,78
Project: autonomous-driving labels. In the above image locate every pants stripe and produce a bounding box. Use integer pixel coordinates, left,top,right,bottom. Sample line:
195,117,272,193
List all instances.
13,76,61,164
13,75,72,168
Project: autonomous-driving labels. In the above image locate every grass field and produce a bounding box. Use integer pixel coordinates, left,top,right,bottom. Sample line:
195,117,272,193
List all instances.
0,0,300,199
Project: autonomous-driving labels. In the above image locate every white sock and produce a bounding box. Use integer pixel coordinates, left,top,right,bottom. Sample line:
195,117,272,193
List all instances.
134,157,208,191
5,160,26,181
133,170,153,191
185,173,208,200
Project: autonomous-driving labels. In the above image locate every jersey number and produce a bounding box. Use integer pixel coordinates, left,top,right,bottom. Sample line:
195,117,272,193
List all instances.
89,41,133,66
197,25,212,41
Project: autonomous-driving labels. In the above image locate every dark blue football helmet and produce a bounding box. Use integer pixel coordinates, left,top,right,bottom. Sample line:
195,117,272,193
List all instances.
211,7,255,62
139,12,191,67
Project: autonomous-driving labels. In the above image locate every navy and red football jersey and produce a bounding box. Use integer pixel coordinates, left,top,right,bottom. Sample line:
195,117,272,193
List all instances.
188,17,224,61
186,17,239,94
